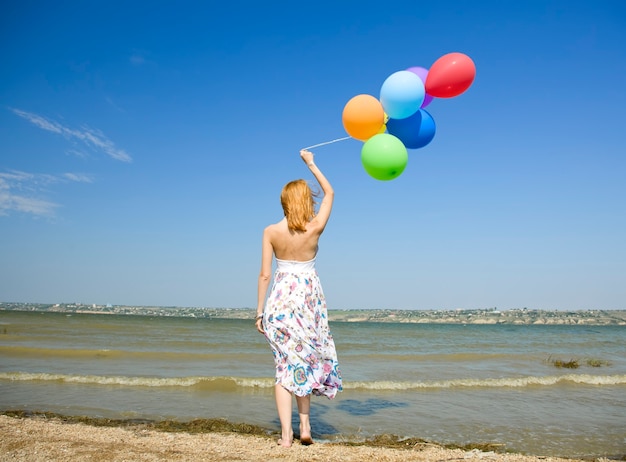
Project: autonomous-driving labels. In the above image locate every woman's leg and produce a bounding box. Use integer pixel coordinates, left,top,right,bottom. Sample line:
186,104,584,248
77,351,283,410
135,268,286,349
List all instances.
275,384,293,447
295,393,313,444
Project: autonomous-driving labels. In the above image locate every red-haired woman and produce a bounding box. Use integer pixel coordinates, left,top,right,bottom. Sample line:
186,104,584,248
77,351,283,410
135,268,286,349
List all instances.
255,149,342,448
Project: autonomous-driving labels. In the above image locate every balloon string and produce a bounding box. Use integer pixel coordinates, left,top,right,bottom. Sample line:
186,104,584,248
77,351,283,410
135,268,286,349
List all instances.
301,136,351,150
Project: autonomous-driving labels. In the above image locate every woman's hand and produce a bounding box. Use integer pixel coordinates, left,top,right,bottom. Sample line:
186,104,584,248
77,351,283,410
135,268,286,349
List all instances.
300,149,314,166
255,316,264,334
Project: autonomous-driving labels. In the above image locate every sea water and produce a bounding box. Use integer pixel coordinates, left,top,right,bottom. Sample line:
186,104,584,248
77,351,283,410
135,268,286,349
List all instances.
1,310,624,458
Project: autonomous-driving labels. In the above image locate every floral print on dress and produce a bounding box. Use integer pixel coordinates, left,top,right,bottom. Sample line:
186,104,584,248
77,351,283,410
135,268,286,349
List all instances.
263,258,342,399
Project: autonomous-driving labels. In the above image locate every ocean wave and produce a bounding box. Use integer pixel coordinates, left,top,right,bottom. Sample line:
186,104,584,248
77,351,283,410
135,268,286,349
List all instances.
8,372,247,389
348,374,626,389
0,372,275,390
2,372,625,390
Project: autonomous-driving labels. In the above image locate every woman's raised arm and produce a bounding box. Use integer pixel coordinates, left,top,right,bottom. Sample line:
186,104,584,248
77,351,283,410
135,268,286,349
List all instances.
300,149,334,233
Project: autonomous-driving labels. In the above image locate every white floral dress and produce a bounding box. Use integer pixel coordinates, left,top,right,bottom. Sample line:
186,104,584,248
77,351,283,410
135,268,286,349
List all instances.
262,257,342,398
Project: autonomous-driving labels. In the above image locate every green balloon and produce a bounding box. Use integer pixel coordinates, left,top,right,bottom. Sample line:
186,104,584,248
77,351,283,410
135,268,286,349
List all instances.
360,133,408,181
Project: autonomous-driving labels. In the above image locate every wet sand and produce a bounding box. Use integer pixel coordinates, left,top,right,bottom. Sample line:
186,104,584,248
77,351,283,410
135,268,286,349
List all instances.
0,414,585,462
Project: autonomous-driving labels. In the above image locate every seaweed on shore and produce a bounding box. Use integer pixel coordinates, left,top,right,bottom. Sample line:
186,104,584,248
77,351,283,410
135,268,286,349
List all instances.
2,410,272,437
2,410,511,453
341,433,508,453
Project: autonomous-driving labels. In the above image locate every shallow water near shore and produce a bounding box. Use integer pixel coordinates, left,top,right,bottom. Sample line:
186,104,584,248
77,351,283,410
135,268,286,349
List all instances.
1,310,625,459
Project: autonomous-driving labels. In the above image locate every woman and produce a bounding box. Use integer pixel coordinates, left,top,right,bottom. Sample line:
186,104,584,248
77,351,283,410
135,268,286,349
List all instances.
255,149,342,448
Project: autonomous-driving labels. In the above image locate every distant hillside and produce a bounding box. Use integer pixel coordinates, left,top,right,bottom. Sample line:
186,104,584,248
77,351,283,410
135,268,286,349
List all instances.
2,302,625,325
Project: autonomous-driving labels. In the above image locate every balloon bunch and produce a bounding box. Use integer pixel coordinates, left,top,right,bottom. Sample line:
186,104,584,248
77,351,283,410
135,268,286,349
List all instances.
342,52,476,181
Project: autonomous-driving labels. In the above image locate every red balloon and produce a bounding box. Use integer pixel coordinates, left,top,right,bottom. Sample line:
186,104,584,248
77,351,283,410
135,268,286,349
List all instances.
425,52,476,98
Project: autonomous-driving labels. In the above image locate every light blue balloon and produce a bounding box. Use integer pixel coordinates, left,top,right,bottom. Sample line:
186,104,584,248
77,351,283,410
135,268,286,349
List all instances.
379,71,425,119
387,109,436,149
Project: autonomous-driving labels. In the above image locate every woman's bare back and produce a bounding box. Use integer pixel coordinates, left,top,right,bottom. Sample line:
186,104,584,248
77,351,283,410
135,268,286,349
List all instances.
268,217,320,262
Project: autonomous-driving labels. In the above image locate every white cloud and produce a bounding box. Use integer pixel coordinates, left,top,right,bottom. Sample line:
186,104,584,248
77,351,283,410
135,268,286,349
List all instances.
105,96,126,113
66,149,90,159
0,172,58,217
0,170,92,218
0,192,59,217
11,109,64,134
10,108,132,163
63,173,93,183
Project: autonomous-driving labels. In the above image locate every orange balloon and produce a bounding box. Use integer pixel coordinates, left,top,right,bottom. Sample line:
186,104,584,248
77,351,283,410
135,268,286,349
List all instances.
342,94,384,141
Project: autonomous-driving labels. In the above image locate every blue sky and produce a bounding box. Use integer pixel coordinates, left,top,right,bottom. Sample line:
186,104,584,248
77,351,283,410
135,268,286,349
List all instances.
1,1,625,310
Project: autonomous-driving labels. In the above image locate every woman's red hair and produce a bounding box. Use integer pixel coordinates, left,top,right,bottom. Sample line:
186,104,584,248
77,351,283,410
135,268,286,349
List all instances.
280,179,317,232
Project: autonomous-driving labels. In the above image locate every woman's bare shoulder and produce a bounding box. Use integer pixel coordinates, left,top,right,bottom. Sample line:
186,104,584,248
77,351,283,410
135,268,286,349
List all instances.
264,218,287,234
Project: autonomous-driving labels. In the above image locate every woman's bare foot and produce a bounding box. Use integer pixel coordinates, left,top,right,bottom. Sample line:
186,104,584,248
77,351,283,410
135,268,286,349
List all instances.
277,431,294,448
299,423,313,445
300,435,314,445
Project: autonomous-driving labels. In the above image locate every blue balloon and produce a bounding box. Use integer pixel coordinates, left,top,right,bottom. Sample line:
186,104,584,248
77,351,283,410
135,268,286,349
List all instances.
386,109,436,149
379,71,425,119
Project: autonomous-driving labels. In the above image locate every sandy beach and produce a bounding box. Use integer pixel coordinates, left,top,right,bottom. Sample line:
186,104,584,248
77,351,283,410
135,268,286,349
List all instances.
0,414,589,462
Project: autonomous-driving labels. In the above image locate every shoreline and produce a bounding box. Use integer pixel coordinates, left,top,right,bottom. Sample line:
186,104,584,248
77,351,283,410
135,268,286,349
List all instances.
0,411,589,462
2,304,626,326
